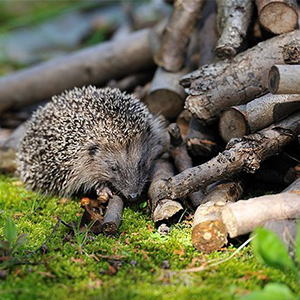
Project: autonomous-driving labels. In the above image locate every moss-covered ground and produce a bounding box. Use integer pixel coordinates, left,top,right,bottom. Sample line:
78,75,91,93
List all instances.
0,174,299,300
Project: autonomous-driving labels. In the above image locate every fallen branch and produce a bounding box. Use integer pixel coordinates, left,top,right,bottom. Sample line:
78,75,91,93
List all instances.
154,0,205,72
102,195,124,235
0,28,155,113
221,177,300,238
269,65,300,94
215,0,253,60
151,111,300,201
192,181,243,253
219,93,300,143
181,30,300,124
256,0,298,34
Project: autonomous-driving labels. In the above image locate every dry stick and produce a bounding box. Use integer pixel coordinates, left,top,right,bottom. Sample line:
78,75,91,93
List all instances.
221,177,300,238
219,93,300,143
256,0,298,34
151,111,300,202
102,195,124,235
192,181,243,253
154,0,205,72
181,30,300,124
269,65,300,94
0,28,155,113
168,123,204,207
148,157,183,223
215,0,253,60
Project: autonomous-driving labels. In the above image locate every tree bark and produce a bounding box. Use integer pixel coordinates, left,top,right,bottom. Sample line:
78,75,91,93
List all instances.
150,111,300,201
102,195,124,235
154,0,205,72
221,178,300,238
269,65,300,94
168,123,205,207
215,0,253,60
148,157,183,223
181,30,300,124
0,28,155,113
192,181,243,253
219,93,300,143
256,0,298,34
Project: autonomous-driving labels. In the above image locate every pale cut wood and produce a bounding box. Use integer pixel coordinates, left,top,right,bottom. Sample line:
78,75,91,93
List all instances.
150,111,300,202
0,28,155,113
219,93,300,143
181,30,300,124
192,181,243,253
221,178,300,237
215,0,253,60
256,0,298,34
269,65,300,94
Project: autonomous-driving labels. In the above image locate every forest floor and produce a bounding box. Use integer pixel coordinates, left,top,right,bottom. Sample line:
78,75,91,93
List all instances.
0,174,299,300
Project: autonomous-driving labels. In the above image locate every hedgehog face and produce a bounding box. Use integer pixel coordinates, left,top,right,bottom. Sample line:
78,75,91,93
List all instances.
82,133,163,201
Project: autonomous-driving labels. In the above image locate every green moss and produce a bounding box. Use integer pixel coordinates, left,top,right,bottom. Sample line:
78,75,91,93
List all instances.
0,174,299,300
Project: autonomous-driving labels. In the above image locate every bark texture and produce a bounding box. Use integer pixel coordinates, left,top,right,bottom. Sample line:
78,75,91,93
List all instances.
151,111,300,201
148,157,183,223
215,0,253,60
219,93,300,143
181,30,300,124
192,181,243,252
256,0,298,34
269,65,300,94
168,123,205,207
0,28,155,113
154,0,205,72
221,178,300,237
102,195,124,235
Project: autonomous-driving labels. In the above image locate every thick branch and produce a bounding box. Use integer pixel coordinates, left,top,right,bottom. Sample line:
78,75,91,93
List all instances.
192,181,243,253
154,0,205,72
181,30,300,124
221,178,300,237
219,93,300,143
0,28,155,113
215,0,253,60
269,65,300,94
151,111,300,201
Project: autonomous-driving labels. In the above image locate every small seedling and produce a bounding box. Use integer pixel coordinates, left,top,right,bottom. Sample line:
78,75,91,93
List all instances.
0,217,27,269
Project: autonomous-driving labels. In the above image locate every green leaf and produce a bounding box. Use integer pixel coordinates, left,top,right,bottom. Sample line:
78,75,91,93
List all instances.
3,217,17,245
295,220,300,269
242,283,298,300
252,228,297,273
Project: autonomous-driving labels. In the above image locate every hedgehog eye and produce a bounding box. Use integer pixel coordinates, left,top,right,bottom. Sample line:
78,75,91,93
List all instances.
111,165,118,172
88,144,100,156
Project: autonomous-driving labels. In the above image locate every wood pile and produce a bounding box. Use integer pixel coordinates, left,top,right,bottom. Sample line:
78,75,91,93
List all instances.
1,0,300,250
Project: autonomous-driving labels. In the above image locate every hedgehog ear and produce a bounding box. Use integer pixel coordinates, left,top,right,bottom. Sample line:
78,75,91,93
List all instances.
88,144,100,156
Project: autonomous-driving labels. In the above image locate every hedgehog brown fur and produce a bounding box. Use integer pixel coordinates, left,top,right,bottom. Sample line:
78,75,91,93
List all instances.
17,86,165,200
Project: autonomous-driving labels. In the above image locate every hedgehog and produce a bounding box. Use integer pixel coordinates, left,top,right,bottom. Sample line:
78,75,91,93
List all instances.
17,86,165,201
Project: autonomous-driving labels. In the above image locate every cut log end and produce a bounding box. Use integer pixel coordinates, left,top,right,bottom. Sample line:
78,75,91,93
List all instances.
145,90,184,120
153,199,183,223
191,220,228,253
268,65,279,94
259,2,298,34
215,45,236,60
219,107,249,143
102,222,118,235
